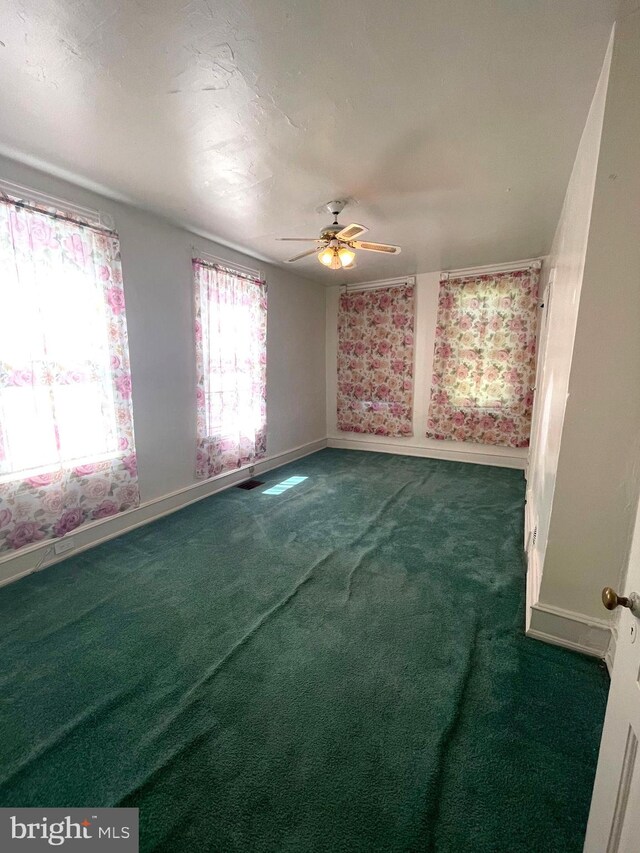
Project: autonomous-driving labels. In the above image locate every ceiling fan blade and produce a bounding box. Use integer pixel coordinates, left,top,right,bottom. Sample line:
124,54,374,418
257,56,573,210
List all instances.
277,237,321,242
335,223,368,241
286,248,318,263
353,241,401,255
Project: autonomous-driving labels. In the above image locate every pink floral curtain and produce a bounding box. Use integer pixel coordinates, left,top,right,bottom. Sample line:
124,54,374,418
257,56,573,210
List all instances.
426,268,539,448
337,284,414,437
194,260,267,478
0,195,139,554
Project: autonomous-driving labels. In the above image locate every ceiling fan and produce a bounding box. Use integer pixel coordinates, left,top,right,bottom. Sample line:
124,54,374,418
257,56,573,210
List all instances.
277,200,401,270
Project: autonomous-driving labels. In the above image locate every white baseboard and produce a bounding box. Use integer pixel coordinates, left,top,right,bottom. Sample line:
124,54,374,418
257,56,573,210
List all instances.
527,600,613,660
525,547,541,634
605,624,617,676
327,436,526,470
0,437,327,589
524,490,535,553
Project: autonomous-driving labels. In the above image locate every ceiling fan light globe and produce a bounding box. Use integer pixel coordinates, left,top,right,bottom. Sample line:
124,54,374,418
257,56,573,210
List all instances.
338,246,356,267
318,247,334,266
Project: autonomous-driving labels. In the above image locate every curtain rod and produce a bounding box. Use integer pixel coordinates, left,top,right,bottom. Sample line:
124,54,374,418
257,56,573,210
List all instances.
192,247,262,279
342,275,416,293
193,257,265,285
0,177,115,232
442,258,542,280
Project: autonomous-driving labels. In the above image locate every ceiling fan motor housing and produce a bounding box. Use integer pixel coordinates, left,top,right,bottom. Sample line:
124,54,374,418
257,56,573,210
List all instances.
320,223,344,240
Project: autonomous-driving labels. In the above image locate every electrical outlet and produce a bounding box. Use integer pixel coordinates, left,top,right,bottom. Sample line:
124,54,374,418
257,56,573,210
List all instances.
54,537,75,555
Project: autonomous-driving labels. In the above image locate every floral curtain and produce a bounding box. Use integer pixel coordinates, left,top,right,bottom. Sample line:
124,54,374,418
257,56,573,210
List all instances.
426,268,539,448
0,195,139,554
337,284,414,437
194,260,267,478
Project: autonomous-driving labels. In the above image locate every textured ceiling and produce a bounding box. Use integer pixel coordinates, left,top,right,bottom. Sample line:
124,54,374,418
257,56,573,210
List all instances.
0,0,617,282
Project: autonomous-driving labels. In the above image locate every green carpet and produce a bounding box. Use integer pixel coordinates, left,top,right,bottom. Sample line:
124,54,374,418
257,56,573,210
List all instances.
0,449,608,852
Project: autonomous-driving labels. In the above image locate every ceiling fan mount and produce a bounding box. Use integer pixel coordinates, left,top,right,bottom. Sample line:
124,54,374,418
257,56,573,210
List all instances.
320,200,349,239
325,199,347,218
277,199,401,270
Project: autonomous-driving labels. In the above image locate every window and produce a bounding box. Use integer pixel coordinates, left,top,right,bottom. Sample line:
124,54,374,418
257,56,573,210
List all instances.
337,283,415,437
0,192,139,553
426,268,539,448
193,259,267,478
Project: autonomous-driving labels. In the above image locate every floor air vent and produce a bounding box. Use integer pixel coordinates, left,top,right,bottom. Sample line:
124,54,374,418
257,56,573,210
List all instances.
236,479,265,490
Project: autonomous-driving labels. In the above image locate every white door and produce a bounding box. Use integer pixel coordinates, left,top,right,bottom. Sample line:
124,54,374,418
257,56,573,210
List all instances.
584,495,640,852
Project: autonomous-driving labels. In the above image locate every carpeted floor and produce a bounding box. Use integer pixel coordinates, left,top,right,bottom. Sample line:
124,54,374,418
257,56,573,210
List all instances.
0,449,608,852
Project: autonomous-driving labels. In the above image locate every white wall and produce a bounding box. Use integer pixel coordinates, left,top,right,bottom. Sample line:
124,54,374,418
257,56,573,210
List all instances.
325,274,529,469
528,13,640,659
0,155,327,585
526,31,613,606
538,11,640,619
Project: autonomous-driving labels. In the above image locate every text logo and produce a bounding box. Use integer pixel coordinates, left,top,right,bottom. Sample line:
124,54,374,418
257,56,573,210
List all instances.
0,809,138,851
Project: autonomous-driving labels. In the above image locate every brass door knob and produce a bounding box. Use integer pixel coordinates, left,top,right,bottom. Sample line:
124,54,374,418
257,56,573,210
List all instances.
602,587,633,611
